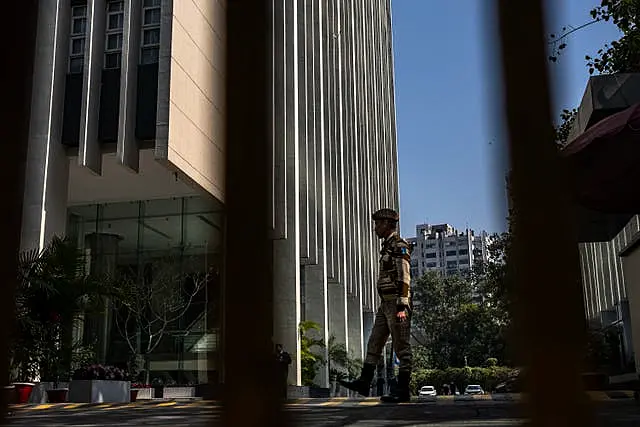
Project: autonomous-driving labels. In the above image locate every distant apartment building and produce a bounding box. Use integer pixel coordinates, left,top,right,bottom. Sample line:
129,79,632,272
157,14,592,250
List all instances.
408,224,491,279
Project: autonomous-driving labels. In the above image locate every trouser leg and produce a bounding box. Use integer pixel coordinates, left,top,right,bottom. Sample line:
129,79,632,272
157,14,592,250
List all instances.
340,304,389,397
381,301,412,403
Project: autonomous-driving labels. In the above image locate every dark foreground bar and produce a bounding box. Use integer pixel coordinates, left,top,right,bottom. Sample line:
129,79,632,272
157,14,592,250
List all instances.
496,0,595,426
222,0,288,426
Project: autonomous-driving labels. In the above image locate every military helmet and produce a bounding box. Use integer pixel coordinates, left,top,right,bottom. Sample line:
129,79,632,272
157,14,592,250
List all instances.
372,208,399,222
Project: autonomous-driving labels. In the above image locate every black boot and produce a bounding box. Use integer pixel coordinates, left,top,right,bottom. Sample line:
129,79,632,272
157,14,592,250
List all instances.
339,363,375,397
381,370,411,403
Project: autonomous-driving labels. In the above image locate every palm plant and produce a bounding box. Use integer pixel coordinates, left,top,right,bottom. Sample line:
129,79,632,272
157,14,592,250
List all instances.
12,237,104,385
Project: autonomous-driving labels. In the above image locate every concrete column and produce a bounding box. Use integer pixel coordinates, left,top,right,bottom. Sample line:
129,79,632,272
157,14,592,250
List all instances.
304,264,329,387
362,310,375,343
78,0,107,174
85,232,122,363
116,0,143,171
20,0,71,252
328,282,347,345
347,295,363,359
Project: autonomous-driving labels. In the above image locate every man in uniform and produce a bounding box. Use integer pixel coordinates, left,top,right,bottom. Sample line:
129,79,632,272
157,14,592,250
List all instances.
340,208,413,403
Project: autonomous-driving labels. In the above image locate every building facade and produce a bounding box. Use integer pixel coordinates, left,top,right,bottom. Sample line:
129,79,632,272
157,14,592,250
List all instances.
409,224,491,279
20,0,399,389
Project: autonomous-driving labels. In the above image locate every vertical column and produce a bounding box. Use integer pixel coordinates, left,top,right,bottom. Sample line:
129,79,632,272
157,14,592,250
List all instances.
304,264,329,387
20,0,72,252
78,0,107,174
272,0,302,387
328,282,347,348
85,232,122,363
116,0,143,172
346,296,363,359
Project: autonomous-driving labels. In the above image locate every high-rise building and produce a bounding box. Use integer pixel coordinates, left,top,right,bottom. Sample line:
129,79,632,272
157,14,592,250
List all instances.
21,0,399,390
409,224,491,279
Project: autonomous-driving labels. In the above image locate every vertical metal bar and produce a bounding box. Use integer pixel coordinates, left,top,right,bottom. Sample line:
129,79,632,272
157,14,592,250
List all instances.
0,0,40,421
495,0,594,425
223,0,287,425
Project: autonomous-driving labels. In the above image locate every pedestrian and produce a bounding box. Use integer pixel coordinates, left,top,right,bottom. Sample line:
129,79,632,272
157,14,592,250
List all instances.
340,208,413,403
275,343,292,400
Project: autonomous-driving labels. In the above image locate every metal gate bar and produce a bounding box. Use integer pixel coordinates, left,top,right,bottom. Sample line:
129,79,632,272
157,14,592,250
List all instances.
495,0,595,425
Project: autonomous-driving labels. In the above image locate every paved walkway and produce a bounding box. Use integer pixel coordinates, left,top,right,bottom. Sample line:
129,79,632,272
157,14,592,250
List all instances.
8,391,635,413
6,398,640,426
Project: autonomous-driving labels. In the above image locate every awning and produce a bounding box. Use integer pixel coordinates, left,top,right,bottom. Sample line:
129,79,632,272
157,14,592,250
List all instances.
561,103,640,213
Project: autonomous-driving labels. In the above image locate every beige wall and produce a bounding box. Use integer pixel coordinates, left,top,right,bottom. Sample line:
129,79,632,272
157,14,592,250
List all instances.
156,0,226,203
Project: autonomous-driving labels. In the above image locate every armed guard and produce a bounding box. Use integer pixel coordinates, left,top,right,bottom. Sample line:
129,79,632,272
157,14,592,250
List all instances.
340,208,413,403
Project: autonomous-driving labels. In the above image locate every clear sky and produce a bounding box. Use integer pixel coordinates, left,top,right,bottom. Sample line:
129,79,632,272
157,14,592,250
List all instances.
391,0,622,238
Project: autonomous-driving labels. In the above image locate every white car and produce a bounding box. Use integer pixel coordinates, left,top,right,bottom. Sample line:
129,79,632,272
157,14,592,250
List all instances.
418,385,437,397
464,384,485,395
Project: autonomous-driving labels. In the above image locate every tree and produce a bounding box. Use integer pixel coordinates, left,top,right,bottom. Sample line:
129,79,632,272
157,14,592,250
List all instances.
109,253,209,383
412,233,513,370
550,0,640,145
13,237,105,384
299,321,325,386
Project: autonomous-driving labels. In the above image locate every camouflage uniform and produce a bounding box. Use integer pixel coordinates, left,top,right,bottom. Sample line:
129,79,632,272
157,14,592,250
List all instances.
340,208,413,402
364,230,413,373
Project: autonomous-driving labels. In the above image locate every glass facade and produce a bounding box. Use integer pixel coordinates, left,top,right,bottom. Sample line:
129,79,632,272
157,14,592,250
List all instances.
66,195,224,386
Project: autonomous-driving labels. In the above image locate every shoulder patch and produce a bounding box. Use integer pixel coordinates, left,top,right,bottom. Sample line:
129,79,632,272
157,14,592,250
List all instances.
400,247,409,255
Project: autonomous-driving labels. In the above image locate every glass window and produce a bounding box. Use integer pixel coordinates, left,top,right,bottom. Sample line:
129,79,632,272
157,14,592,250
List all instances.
143,29,160,45
108,13,124,30
69,5,87,73
105,0,125,69
72,18,87,35
66,195,224,388
144,8,161,25
140,0,161,64
72,5,87,17
141,47,160,64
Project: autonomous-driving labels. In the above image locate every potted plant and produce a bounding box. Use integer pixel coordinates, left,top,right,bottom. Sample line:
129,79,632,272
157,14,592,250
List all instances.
68,364,131,403
13,237,107,404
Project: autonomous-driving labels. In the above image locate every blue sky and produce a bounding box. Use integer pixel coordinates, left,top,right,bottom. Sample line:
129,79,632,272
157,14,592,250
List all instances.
391,0,622,238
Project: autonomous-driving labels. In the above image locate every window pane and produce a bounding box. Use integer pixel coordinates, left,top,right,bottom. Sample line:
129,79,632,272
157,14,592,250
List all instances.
105,52,121,69
70,57,84,73
71,38,85,55
141,46,159,64
143,29,160,45
72,6,87,17
73,18,87,34
108,14,124,30
108,1,124,12
144,0,161,7
107,33,123,50
144,8,161,25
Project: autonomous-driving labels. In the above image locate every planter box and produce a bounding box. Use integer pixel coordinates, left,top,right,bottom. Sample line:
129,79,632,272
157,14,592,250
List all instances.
135,388,153,400
163,386,196,399
68,380,130,403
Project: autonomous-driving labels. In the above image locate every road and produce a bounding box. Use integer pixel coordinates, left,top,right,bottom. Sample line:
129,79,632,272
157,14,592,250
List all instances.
6,396,640,426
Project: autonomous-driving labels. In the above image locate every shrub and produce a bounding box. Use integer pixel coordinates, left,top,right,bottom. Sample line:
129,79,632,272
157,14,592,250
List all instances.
72,364,129,381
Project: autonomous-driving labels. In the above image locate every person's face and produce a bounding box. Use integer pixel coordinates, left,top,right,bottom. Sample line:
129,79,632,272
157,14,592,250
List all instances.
276,344,283,352
374,219,394,239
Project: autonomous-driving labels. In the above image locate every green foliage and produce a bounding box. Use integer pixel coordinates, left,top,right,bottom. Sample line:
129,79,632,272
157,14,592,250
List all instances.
412,235,512,370
583,326,629,373
554,108,578,146
12,236,105,383
299,321,325,386
550,1,640,145
298,322,363,386
411,366,518,395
